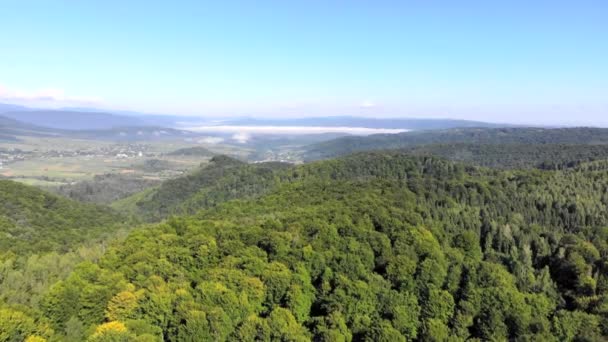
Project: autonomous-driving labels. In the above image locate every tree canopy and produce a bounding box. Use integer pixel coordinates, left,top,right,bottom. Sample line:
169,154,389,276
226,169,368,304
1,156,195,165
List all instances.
4,152,608,340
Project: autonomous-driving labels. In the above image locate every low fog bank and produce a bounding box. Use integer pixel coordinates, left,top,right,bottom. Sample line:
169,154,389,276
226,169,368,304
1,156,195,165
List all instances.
183,125,410,135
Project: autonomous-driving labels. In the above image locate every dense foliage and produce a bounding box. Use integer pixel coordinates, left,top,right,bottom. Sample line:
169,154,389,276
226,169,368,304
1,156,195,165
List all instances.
0,180,130,342
402,143,608,170
117,143,608,225
166,146,215,157
55,174,161,204
0,180,126,254
303,127,608,160
5,152,608,340
117,156,291,221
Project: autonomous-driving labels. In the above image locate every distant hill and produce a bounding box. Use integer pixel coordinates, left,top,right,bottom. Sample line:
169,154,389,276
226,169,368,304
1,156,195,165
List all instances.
59,106,204,126
0,110,149,130
117,151,485,221
0,102,207,128
114,155,292,220
0,114,199,141
116,141,608,224
0,103,29,113
303,127,608,160
54,173,161,204
399,143,608,170
68,126,200,141
167,146,215,157
0,115,62,140
0,179,126,254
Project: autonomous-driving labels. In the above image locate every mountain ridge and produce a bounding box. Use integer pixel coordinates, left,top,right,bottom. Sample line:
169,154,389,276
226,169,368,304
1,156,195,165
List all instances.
303,127,608,160
0,110,149,130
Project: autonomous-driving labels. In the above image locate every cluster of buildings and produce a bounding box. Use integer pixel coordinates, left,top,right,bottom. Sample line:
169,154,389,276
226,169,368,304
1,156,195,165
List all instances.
0,149,30,169
0,144,155,170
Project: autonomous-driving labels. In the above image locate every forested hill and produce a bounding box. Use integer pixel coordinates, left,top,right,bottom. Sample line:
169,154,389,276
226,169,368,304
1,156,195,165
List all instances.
115,146,608,223
0,115,62,141
166,146,215,157
114,155,292,220
55,174,161,204
303,127,608,160
0,180,126,254
12,152,608,341
117,152,475,221
399,143,608,170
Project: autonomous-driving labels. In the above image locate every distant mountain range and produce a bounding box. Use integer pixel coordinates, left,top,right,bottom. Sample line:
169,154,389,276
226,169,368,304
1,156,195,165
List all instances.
0,103,197,130
0,115,62,141
0,110,148,130
0,102,518,132
0,103,30,112
0,112,199,142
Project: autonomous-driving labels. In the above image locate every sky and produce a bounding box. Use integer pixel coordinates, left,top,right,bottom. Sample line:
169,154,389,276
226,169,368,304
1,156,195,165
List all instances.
1,0,607,125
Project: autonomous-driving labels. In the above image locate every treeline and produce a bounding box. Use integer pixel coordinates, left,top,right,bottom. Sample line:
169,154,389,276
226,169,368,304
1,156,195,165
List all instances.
0,180,127,254
166,146,215,157
116,156,292,221
5,153,608,340
55,174,161,204
303,127,608,160
402,143,608,170
118,153,475,221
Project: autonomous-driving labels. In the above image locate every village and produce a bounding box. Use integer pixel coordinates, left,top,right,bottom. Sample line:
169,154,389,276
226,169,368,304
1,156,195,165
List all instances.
0,143,155,170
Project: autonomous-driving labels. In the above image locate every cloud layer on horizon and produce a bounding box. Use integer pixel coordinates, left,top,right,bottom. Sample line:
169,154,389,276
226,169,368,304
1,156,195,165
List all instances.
0,85,101,108
185,125,409,135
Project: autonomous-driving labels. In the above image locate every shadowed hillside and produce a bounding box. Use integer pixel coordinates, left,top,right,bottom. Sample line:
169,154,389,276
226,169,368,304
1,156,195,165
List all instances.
0,180,126,254
303,127,608,160
22,152,608,341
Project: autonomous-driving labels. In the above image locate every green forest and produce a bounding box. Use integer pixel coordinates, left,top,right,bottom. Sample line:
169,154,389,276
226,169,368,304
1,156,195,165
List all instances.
4,146,608,341
303,127,608,160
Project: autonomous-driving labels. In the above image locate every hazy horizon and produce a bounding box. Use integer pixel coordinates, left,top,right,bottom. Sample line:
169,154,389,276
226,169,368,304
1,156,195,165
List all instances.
1,1,607,126
1,101,605,128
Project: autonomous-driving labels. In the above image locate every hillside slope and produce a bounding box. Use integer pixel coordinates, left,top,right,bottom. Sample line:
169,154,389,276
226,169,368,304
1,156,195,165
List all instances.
167,146,215,157
400,143,608,170
114,155,292,220
0,110,148,130
303,127,608,160
117,151,472,221
0,115,62,141
0,114,200,142
55,174,161,204
117,143,608,223
27,152,608,341
0,180,126,254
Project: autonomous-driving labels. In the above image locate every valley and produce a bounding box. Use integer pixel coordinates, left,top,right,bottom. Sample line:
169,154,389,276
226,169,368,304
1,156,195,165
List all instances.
0,138,214,186
3,106,608,342
3,109,608,341
2,3,605,340
4,141,608,341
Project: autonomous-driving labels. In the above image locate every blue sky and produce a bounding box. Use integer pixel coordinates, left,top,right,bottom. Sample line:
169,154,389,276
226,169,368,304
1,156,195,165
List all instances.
1,1,607,124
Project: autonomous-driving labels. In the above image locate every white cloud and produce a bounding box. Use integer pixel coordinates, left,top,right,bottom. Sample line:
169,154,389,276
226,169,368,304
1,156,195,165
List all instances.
197,137,225,144
360,100,376,109
0,84,101,107
232,132,251,143
186,125,409,135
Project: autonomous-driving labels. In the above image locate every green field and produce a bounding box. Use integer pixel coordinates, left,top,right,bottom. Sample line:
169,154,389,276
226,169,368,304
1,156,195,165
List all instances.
1,136,251,185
